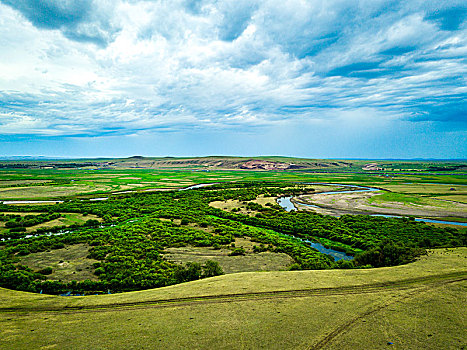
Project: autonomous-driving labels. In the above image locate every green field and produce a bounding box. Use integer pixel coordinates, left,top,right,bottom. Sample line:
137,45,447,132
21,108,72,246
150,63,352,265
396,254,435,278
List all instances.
0,158,465,349
0,158,466,201
1,248,465,349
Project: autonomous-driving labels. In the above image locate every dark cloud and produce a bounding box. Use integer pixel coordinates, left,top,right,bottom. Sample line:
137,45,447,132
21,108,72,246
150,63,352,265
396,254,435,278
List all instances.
326,62,384,78
379,46,416,56
2,0,90,29
425,6,467,31
183,0,205,15
2,0,119,46
218,2,257,41
407,97,467,124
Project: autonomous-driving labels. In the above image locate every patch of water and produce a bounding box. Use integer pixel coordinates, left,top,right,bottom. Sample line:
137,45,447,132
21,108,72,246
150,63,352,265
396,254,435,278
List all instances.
306,240,353,261
295,201,322,209
179,183,218,191
277,231,353,261
276,196,296,211
275,197,353,261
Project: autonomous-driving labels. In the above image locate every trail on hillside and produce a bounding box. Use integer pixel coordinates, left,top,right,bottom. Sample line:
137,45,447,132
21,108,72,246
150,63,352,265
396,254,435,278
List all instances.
1,271,465,315
309,276,465,349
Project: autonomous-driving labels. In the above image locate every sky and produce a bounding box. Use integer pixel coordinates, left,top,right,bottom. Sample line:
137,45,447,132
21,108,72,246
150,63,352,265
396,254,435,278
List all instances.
0,0,466,159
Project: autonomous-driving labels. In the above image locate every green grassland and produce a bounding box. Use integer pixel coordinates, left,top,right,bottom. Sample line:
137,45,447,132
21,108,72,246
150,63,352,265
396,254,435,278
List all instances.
0,166,466,201
0,164,465,294
0,159,465,349
18,244,99,283
1,156,466,173
0,248,465,349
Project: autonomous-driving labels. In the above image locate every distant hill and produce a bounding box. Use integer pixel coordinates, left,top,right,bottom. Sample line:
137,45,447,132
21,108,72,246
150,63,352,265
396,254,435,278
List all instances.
0,156,465,173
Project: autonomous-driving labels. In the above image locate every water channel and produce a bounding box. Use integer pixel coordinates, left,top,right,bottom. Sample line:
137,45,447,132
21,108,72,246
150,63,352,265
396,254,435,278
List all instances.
276,183,467,227
275,182,467,261
1,200,64,204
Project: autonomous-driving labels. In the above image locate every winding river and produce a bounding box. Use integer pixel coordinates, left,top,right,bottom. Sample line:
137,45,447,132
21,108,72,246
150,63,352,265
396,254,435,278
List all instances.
276,183,467,227
3,182,464,261
275,182,467,261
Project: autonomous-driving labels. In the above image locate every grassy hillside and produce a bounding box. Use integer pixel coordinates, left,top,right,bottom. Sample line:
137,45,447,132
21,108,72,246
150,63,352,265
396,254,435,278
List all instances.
1,248,465,349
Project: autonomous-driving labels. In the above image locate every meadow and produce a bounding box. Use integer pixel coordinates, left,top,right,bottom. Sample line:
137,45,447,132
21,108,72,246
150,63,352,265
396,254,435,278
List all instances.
0,248,465,349
0,158,465,349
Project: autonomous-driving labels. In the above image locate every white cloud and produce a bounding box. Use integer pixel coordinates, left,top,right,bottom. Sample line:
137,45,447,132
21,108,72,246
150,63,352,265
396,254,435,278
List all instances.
0,0,465,139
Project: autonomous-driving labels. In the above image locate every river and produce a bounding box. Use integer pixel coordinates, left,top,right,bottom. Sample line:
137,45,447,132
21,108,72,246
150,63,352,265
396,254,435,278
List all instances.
275,182,467,261
276,183,467,227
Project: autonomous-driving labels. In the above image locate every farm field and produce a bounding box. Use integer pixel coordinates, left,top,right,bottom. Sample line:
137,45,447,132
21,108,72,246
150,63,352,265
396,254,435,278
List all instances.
0,248,465,349
3,0,467,348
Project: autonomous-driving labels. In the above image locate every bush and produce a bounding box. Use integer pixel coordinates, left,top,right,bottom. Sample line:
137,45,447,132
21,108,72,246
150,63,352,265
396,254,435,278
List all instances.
9,227,26,233
85,219,99,227
289,263,301,270
37,267,53,275
203,260,223,277
94,267,105,276
229,247,245,256
253,243,267,253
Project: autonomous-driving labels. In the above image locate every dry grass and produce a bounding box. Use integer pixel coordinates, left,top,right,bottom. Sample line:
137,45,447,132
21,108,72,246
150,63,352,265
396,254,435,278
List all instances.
0,248,465,350
0,180,52,186
298,190,467,218
209,196,277,216
19,244,99,283
0,185,112,199
163,237,293,274
436,195,467,204
382,183,467,195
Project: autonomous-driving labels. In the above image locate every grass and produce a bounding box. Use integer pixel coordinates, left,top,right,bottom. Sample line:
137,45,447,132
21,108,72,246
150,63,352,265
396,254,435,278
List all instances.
438,195,467,204
19,244,99,283
163,237,293,274
0,167,465,201
0,248,465,349
0,212,100,236
381,183,467,195
368,192,425,205
367,191,467,215
0,163,465,348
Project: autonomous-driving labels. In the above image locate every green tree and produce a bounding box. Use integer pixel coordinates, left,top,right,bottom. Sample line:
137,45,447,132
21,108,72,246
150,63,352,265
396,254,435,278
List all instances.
203,260,223,277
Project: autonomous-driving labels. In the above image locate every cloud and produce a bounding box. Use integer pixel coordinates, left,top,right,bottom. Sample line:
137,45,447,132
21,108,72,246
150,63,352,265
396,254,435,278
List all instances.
425,5,467,31
0,0,465,146
2,0,120,46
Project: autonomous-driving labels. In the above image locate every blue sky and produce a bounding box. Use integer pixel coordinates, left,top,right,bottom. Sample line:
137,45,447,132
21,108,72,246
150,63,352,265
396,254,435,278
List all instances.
0,0,466,158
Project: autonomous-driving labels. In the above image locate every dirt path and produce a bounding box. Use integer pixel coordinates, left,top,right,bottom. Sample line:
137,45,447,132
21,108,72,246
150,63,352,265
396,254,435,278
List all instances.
308,281,455,350
2,271,465,315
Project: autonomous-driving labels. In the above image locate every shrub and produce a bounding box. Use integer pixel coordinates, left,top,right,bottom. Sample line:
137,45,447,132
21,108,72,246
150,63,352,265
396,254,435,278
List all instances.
229,247,245,256
37,267,53,275
203,260,223,277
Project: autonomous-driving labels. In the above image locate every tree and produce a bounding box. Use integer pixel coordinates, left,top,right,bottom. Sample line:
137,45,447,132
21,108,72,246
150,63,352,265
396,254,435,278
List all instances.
203,260,223,277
